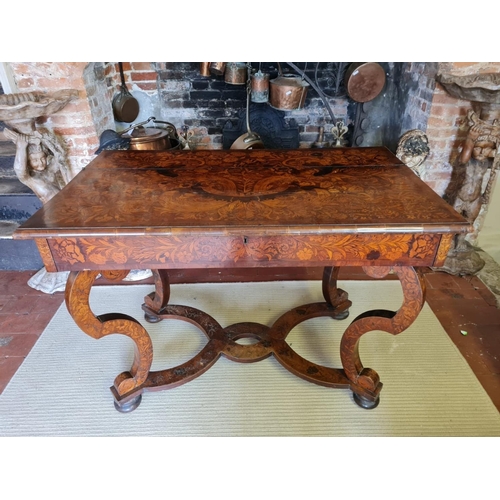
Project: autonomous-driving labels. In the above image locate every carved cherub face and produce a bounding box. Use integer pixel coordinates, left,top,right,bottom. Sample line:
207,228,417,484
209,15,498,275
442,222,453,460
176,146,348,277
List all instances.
28,151,48,171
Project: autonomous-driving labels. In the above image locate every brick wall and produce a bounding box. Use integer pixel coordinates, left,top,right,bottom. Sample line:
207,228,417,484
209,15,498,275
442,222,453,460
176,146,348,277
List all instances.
154,63,350,150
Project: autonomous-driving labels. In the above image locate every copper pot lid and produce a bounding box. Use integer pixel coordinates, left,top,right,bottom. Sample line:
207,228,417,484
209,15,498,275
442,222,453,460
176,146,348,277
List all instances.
129,127,169,143
345,62,386,103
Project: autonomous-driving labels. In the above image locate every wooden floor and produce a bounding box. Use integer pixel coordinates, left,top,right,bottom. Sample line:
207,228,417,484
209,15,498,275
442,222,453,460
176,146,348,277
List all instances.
1,267,499,412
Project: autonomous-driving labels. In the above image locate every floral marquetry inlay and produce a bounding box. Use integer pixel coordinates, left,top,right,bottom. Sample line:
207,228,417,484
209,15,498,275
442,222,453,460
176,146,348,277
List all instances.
48,233,442,271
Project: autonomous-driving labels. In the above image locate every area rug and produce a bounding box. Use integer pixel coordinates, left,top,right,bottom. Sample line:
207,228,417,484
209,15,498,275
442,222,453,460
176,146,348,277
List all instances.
1,280,499,436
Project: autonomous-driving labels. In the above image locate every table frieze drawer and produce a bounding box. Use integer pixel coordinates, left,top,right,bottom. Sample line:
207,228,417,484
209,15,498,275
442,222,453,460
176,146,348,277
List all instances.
46,233,441,271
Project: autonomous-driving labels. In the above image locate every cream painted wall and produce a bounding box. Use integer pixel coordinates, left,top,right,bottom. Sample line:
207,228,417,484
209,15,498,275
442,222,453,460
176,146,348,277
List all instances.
479,175,500,264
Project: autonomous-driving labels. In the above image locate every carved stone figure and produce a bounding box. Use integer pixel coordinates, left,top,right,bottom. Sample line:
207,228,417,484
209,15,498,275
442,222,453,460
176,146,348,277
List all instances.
396,129,430,177
3,128,69,203
437,73,500,275
0,89,78,292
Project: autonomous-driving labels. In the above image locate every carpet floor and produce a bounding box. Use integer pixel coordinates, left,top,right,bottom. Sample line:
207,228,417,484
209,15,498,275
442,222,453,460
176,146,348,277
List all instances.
1,280,499,436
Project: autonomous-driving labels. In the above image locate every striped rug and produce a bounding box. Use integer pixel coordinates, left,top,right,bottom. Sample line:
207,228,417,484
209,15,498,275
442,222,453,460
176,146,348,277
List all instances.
1,280,499,436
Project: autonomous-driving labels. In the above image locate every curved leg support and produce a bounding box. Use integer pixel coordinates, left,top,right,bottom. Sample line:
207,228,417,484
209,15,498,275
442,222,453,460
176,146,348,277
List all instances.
322,266,352,319
143,269,170,323
65,270,154,411
340,266,426,408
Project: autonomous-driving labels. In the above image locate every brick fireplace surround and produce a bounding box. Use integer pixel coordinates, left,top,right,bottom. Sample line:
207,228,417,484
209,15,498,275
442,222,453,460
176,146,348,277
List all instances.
2,61,500,242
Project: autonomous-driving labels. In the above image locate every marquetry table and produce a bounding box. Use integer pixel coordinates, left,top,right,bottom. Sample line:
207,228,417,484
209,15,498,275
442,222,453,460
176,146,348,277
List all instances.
14,147,470,412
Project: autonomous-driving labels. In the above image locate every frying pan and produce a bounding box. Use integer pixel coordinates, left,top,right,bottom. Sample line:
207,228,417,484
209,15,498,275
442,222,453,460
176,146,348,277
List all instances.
112,62,140,123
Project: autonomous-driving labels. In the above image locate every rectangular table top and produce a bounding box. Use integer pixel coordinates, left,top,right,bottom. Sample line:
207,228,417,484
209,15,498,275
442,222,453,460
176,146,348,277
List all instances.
14,147,470,240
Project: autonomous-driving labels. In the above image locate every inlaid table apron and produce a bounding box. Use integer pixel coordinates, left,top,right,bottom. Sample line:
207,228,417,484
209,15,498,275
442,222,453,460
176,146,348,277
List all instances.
14,148,470,412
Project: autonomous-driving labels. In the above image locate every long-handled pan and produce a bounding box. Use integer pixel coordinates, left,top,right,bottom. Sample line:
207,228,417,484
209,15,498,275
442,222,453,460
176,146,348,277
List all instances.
230,76,264,150
112,62,140,123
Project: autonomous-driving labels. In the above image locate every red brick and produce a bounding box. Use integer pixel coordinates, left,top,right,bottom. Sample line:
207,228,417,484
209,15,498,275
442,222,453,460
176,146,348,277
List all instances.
131,62,153,71
52,126,97,137
35,77,82,90
427,115,455,128
60,100,92,114
131,71,157,81
431,92,469,107
16,78,35,89
135,82,157,91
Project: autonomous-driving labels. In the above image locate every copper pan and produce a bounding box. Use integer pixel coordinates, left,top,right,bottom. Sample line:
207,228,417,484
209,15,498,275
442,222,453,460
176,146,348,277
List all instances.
344,62,386,103
112,62,140,123
230,86,264,150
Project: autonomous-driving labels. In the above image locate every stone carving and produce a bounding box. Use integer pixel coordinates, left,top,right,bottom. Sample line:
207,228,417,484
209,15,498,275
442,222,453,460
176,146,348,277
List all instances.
0,90,78,292
396,129,430,177
3,128,69,204
437,73,500,275
0,90,78,202
453,109,500,223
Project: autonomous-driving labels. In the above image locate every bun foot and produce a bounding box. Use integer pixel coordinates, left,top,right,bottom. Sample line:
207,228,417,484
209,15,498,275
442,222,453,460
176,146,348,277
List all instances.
114,394,142,413
144,312,162,323
333,310,350,320
353,392,380,410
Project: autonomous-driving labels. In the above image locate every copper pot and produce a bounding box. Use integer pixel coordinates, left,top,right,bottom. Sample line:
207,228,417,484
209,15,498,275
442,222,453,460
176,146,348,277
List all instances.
251,69,269,103
224,63,247,85
128,127,172,150
269,64,309,110
124,117,181,151
269,74,309,110
210,62,226,75
200,62,211,77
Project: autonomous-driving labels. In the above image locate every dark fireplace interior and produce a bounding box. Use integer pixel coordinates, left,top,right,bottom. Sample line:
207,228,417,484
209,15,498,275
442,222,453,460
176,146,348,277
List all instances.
153,62,437,151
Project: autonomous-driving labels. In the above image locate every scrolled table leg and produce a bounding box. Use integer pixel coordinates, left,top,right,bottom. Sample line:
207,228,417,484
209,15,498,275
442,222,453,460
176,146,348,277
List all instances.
65,270,154,412
143,269,170,323
322,266,352,319
340,266,425,409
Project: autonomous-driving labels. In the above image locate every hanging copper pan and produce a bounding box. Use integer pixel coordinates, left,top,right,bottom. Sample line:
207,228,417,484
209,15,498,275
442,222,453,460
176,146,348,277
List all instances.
112,62,140,123
230,86,264,150
344,62,386,103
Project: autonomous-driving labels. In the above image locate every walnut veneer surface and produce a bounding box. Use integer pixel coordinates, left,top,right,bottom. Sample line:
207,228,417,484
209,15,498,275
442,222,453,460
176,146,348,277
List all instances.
15,148,469,272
